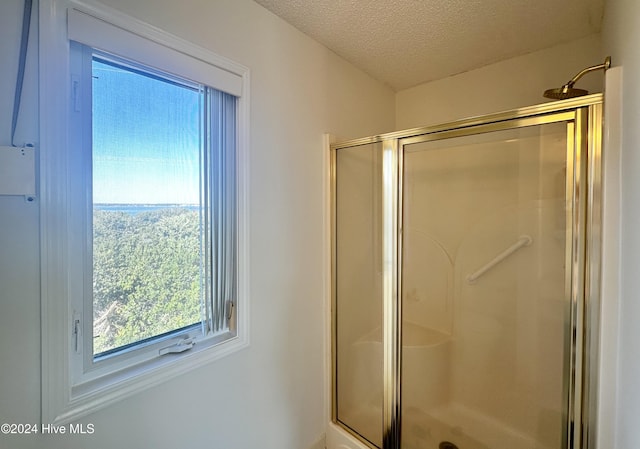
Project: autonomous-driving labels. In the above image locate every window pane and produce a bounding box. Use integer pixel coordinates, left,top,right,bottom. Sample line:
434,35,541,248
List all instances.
91,57,204,356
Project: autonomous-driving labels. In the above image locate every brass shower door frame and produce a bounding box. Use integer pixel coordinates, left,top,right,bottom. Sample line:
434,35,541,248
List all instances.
330,94,603,449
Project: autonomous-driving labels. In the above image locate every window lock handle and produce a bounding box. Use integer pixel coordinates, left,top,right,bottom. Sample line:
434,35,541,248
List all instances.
158,338,195,356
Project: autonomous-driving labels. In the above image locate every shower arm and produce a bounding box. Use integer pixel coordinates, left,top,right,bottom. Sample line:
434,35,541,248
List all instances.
563,56,611,89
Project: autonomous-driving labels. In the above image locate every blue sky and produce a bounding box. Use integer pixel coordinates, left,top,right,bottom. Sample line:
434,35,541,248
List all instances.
92,59,201,205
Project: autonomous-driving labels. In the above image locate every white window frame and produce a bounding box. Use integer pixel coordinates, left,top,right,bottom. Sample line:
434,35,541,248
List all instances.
39,0,250,425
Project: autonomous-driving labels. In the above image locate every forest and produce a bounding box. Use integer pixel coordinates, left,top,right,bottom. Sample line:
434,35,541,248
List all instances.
92,206,202,355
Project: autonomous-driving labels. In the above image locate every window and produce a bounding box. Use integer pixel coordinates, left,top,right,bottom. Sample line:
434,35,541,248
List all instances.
40,1,249,424
77,48,237,363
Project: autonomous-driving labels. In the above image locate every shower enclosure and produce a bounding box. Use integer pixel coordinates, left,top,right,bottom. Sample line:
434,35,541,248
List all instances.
330,95,602,449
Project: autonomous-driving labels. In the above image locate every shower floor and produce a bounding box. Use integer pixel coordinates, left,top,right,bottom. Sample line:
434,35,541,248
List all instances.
403,405,489,449
338,402,548,449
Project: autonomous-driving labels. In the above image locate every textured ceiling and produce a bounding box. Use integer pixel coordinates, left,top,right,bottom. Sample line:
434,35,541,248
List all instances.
253,0,605,91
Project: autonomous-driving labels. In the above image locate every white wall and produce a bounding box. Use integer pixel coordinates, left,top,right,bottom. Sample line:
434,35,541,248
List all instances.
0,0,41,443
0,1,395,449
602,1,640,448
396,34,603,130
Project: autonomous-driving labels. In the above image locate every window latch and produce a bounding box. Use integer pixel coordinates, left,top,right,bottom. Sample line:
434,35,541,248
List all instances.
158,338,196,356
72,311,81,354
226,300,234,322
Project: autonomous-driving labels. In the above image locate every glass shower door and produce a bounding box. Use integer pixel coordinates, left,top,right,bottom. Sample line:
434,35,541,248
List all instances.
331,96,601,449
333,142,384,447
401,122,574,449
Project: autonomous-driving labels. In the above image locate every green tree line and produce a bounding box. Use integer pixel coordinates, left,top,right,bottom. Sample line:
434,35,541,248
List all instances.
92,207,201,355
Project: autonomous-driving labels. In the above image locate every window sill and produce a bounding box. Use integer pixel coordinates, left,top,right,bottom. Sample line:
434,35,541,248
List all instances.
53,332,249,425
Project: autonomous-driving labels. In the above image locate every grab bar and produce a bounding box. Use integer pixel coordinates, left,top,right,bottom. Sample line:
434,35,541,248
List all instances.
466,235,532,284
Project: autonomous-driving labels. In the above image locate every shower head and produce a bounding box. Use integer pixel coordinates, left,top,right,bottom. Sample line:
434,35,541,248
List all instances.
543,85,590,100
543,56,611,100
